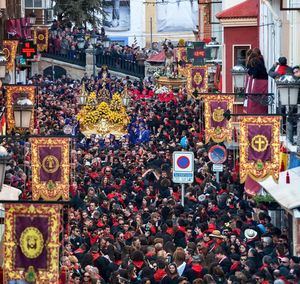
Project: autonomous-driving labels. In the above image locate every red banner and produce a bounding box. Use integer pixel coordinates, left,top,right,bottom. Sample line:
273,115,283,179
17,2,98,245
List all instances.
3,40,19,71
239,116,281,183
3,203,62,283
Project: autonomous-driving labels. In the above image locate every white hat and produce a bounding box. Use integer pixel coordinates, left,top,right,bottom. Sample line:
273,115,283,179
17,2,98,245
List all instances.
244,228,258,240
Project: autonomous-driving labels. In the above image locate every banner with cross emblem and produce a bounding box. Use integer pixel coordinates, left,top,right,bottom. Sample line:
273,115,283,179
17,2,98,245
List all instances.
186,65,208,96
239,116,281,183
33,28,49,52
3,203,62,283
203,94,235,144
30,137,70,200
3,40,19,71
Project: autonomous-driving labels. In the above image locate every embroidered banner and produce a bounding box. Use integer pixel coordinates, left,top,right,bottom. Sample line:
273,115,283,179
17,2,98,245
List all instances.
3,40,19,71
34,28,49,52
203,94,234,144
3,203,62,283
187,65,208,95
5,85,35,133
239,116,281,183
30,137,70,201
176,47,189,77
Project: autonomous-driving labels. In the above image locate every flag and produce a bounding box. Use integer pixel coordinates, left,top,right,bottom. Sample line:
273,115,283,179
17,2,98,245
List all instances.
34,28,49,52
239,116,281,183
176,47,189,77
203,94,234,144
187,65,208,95
5,85,35,133
30,137,70,201
3,203,62,283
244,176,262,196
279,143,288,171
3,40,19,71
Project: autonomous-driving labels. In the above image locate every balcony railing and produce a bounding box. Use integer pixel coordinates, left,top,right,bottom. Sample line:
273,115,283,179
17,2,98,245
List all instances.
96,53,145,79
41,51,86,67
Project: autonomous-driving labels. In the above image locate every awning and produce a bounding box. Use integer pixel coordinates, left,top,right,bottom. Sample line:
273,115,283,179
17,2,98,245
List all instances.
146,51,166,63
258,167,300,210
0,184,22,210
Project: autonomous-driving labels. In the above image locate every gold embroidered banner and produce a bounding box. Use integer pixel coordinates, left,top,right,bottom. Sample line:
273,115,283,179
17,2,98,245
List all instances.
3,40,19,71
239,116,281,183
187,65,208,96
30,137,70,201
3,203,62,283
5,85,35,133
34,28,49,52
203,94,234,144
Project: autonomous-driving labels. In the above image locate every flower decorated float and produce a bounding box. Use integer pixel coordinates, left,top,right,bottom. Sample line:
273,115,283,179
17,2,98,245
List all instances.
77,92,129,139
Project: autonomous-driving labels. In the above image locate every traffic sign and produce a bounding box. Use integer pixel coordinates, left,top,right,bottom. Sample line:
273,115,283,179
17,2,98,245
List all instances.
213,164,224,172
208,145,227,164
172,151,194,183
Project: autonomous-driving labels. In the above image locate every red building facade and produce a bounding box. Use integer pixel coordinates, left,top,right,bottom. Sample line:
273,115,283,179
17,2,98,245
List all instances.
216,0,260,92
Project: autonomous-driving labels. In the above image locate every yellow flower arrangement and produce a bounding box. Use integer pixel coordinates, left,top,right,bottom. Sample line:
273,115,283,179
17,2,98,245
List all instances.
77,92,129,130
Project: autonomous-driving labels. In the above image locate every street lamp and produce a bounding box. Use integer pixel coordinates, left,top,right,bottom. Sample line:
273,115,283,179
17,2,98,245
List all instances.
207,37,220,61
122,86,130,107
0,145,9,191
102,37,110,48
0,147,8,191
90,32,98,78
0,49,7,79
231,65,247,93
13,94,34,129
276,75,300,106
29,11,37,25
78,93,88,107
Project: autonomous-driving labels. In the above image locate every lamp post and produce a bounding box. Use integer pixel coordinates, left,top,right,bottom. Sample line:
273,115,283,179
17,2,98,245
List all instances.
29,11,37,25
122,86,130,107
276,75,300,145
102,37,110,48
0,49,7,79
231,65,247,93
207,37,220,61
0,145,8,191
13,94,34,130
90,32,98,78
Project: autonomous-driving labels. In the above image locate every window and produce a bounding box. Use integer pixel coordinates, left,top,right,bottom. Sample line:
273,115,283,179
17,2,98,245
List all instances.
281,0,300,10
25,0,43,8
234,46,251,67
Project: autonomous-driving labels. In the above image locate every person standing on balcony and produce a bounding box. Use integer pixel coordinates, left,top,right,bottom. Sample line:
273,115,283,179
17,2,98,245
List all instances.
246,48,269,114
268,57,293,79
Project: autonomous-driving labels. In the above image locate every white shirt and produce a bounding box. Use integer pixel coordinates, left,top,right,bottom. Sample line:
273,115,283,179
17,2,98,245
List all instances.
177,261,187,276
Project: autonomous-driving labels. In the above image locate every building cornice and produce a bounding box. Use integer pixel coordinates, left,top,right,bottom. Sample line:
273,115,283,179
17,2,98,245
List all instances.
219,17,258,27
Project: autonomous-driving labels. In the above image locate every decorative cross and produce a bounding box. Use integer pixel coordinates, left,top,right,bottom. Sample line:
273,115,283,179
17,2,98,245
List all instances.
21,41,37,59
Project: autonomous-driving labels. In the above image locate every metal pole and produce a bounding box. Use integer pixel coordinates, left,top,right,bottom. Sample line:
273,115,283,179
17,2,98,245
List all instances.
216,171,220,183
181,184,185,207
150,17,153,49
93,45,96,78
52,59,54,81
297,105,300,155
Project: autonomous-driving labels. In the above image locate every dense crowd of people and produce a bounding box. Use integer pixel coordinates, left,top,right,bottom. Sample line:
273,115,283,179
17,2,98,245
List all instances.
3,71,300,284
48,21,148,62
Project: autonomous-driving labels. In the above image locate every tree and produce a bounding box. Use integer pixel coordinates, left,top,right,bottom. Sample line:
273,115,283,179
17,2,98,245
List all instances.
53,0,108,28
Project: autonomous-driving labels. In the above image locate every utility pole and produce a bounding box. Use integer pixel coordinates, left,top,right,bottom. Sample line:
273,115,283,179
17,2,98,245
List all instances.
150,17,153,49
